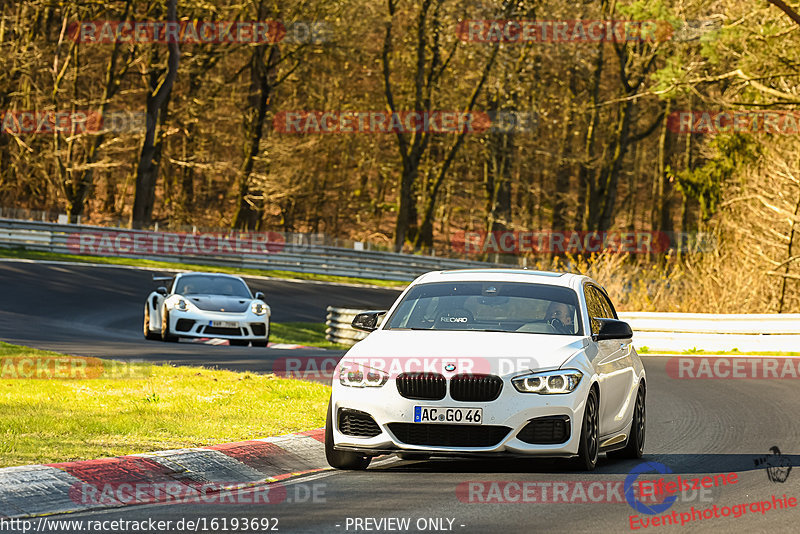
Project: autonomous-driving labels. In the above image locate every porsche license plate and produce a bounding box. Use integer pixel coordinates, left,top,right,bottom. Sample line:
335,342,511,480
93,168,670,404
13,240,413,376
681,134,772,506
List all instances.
413,406,482,424
210,321,238,328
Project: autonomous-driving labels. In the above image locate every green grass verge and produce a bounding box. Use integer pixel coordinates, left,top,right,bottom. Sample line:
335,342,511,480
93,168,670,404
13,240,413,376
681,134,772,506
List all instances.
270,322,350,350
637,346,800,356
0,247,407,288
0,341,331,468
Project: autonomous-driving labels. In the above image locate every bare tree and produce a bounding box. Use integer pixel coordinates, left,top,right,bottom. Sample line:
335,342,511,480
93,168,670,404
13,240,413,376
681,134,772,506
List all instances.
130,0,180,228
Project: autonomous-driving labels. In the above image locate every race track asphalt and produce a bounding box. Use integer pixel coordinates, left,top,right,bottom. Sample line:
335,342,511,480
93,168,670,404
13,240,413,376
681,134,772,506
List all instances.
0,259,400,373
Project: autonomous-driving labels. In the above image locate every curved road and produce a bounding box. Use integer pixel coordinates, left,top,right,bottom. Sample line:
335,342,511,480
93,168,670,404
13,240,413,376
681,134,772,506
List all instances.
1,260,798,533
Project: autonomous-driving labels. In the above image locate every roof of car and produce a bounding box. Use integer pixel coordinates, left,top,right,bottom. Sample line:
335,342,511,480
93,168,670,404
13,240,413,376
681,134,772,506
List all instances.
176,272,244,280
413,269,587,288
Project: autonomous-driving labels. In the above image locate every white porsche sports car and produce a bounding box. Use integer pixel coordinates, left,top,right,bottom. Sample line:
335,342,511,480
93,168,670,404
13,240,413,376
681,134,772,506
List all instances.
326,269,646,470
143,272,271,346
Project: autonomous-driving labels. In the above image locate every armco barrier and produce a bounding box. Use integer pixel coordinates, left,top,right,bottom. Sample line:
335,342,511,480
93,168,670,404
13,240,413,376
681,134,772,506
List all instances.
325,307,800,351
619,312,800,352
0,218,500,282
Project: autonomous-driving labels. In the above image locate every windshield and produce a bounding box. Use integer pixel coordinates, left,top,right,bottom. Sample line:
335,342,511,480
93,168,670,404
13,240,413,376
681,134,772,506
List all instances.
385,281,582,335
174,275,252,298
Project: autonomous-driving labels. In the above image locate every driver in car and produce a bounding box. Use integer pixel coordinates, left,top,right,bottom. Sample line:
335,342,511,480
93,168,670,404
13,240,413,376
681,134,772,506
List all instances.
545,302,575,334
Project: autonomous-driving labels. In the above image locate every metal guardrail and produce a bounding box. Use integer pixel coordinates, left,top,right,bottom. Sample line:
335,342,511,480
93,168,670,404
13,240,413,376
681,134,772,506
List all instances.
617,312,800,334
325,307,374,345
0,218,502,282
617,312,800,353
325,307,800,352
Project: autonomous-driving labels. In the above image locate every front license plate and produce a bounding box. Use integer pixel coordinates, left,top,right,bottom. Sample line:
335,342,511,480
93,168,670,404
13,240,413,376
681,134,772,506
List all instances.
210,321,238,328
413,406,482,424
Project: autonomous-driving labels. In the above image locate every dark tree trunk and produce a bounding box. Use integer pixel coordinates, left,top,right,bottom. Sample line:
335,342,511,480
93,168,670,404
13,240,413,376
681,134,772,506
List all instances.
552,84,576,231
778,192,800,313
484,135,513,234
395,162,420,250
678,109,696,260
179,128,195,220
66,0,133,222
232,1,280,230
653,99,674,234
484,94,514,235
576,40,604,232
596,99,634,232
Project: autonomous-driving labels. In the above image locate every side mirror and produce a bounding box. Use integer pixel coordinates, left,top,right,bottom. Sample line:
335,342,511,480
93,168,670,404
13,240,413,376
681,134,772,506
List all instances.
351,310,388,332
594,318,633,341
156,286,168,296
254,291,265,301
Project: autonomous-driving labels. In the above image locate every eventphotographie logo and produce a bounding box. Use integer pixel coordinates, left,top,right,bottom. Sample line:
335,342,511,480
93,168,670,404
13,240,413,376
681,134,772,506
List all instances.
625,462,678,516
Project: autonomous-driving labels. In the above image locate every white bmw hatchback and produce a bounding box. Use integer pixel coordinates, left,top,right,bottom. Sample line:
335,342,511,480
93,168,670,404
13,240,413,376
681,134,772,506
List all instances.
325,269,646,470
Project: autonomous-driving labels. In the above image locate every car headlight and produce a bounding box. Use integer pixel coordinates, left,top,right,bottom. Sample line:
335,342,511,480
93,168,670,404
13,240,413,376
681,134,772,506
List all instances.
512,370,583,394
339,362,388,388
251,302,267,315
176,299,188,311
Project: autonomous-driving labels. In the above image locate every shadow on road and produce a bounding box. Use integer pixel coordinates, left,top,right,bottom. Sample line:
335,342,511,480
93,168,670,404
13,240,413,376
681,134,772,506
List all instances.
375,453,799,476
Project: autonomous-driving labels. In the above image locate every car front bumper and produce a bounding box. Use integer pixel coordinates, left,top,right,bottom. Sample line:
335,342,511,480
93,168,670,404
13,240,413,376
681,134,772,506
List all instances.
167,309,270,341
331,376,591,457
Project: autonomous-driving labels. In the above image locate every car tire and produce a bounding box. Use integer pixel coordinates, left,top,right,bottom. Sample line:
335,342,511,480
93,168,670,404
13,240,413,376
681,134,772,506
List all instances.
161,309,178,342
143,306,160,341
325,399,371,470
252,330,270,348
608,384,645,460
252,324,270,347
575,387,599,471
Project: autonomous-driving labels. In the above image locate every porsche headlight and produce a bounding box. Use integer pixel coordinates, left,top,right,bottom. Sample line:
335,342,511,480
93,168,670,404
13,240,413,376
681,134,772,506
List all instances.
176,299,188,311
251,302,267,315
512,370,583,394
339,362,388,388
